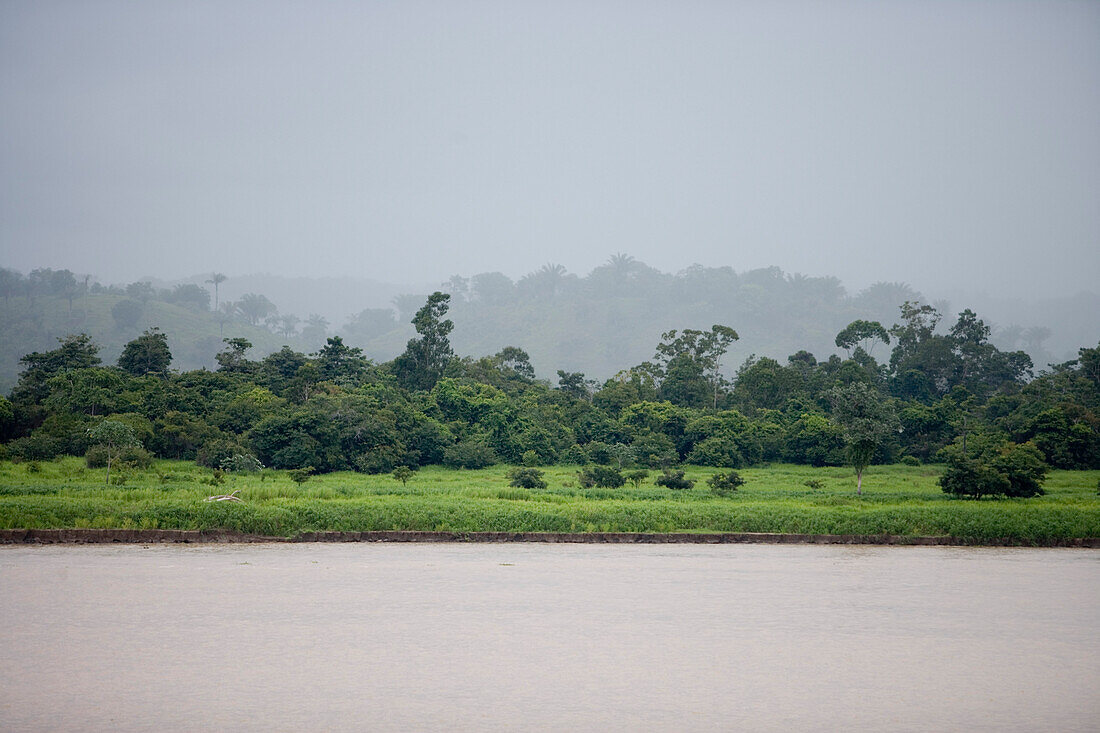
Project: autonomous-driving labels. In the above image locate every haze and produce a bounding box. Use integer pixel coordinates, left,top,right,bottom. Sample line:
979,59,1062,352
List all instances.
2,0,1098,297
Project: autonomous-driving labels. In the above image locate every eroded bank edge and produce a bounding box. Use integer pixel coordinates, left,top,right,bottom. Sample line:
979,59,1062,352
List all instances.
1,528,1098,547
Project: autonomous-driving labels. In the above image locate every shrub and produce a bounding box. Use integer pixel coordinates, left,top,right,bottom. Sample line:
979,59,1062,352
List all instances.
85,444,153,470
585,441,614,465
392,466,413,486
939,441,1047,499
707,471,744,496
219,453,263,473
507,467,548,489
521,450,541,467
900,455,920,466
804,478,825,490
624,469,649,488
655,469,694,490
687,438,744,468
442,441,498,469
559,445,588,465
206,470,226,487
196,438,249,469
288,467,314,486
578,465,625,489
7,434,66,461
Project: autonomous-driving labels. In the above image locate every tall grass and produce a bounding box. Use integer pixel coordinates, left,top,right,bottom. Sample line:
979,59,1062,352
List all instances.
1,458,1097,542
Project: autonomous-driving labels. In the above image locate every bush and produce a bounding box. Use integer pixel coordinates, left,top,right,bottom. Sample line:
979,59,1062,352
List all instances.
442,441,498,469
578,465,625,489
707,471,744,496
7,434,66,461
585,441,615,465
392,466,413,486
219,453,263,473
288,467,314,486
939,441,1047,499
85,444,153,470
804,478,824,490
655,469,694,490
687,438,744,468
196,438,249,469
559,445,588,465
507,467,547,489
899,455,920,466
624,469,649,488
521,450,541,467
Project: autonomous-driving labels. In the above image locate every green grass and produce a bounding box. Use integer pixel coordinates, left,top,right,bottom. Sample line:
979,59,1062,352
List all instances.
1,458,1098,543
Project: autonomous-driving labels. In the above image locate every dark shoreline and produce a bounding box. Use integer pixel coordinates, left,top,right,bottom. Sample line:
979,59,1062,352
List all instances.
2,528,1098,548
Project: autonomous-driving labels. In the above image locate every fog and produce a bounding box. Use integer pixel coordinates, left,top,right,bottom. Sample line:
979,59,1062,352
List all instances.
1,1,1098,299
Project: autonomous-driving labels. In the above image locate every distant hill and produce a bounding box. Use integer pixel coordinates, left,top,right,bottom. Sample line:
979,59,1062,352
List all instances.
3,260,1095,394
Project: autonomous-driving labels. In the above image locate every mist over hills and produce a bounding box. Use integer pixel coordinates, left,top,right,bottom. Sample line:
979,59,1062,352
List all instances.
3,257,1096,397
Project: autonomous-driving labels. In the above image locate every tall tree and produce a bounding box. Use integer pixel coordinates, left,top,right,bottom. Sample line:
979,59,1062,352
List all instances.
205,273,227,312
87,419,139,486
392,292,454,391
828,382,899,495
118,328,172,376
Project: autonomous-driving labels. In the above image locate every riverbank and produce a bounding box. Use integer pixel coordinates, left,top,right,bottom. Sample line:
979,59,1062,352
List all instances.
3,527,1099,547
2,459,1098,544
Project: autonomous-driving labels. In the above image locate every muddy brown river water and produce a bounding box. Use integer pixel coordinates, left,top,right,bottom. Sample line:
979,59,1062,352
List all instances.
1,543,1097,731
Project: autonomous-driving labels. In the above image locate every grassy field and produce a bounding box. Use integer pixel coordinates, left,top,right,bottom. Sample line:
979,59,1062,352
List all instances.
1,458,1098,543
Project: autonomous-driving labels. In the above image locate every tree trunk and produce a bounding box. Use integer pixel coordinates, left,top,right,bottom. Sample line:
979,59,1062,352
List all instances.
857,468,863,496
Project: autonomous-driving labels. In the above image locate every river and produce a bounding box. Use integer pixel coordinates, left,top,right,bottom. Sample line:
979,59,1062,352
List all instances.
1,543,1097,731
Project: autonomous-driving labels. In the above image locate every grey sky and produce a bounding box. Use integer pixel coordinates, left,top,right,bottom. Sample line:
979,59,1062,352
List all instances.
2,0,1098,296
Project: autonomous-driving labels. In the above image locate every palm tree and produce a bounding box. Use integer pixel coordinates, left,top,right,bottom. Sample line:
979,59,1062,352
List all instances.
205,273,227,312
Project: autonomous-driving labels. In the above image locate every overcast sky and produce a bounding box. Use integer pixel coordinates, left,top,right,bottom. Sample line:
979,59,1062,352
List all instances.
2,0,1098,295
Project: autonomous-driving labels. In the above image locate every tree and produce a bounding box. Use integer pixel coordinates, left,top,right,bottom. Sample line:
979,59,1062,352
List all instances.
166,283,210,311
651,325,739,408
313,336,369,383
215,338,254,374
492,347,535,380
392,292,454,391
556,370,591,400
828,382,899,495
288,467,314,486
707,471,745,496
507,467,547,489
14,334,102,404
87,419,139,486
118,328,172,376
111,299,143,330
392,466,413,486
939,439,1048,499
655,469,694,490
205,273,227,312
237,293,276,326
835,320,890,356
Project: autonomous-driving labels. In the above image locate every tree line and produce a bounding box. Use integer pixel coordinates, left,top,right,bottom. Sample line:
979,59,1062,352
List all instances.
1,290,1097,498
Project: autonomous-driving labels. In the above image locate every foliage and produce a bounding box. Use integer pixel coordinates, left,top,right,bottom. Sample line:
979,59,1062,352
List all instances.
117,328,172,376
939,439,1048,499
624,469,649,488
655,469,695,490
86,419,140,485
578,465,625,489
220,453,264,473
288,467,314,486
707,471,744,496
86,443,153,470
507,467,548,489
392,292,454,391
392,465,413,486
442,440,498,469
